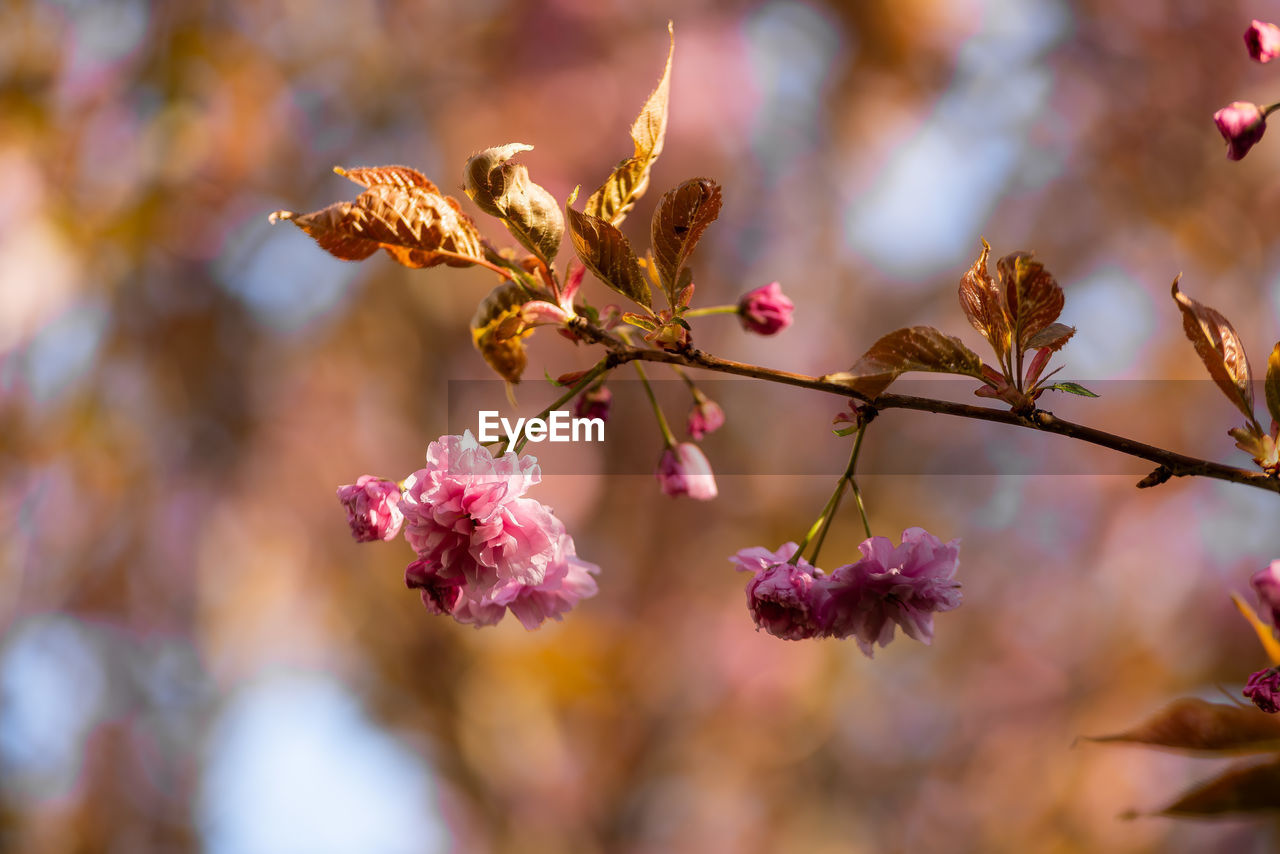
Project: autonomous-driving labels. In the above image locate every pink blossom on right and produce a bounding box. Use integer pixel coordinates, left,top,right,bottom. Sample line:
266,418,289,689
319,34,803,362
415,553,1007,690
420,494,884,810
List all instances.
1246,19,1280,63
819,527,962,657
1244,666,1280,713
1214,101,1267,160
1250,559,1280,627
656,442,718,500
738,282,794,336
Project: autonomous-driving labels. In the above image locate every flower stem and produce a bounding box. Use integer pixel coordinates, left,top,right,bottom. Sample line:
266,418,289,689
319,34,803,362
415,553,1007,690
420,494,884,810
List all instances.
683,305,740,318
793,424,871,565
505,359,611,455
634,361,678,448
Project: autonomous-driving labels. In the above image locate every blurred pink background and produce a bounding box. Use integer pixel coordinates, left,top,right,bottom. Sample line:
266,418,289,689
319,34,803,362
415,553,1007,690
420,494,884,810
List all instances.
4,0,1280,851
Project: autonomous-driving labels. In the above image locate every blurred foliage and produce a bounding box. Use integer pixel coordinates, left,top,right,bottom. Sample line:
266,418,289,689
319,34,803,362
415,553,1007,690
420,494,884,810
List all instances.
4,0,1280,851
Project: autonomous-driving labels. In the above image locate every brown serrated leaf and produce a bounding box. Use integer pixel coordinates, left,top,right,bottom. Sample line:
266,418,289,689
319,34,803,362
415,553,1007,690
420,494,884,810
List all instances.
651,178,721,307
825,326,986,400
584,24,673,226
1024,322,1076,353
1158,757,1280,816
1171,277,1255,422
958,239,1011,365
566,205,651,310
1086,698,1280,754
464,143,563,267
1266,341,1280,427
270,173,486,269
335,165,438,192
471,282,533,383
996,250,1064,352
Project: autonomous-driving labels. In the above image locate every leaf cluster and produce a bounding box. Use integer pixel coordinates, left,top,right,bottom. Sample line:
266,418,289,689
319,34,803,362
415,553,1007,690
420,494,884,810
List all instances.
271,23,725,379
826,240,1089,409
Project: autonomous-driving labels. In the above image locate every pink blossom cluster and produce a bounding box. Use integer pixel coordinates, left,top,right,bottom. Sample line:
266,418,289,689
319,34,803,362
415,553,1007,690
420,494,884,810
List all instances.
731,528,962,656
337,433,599,630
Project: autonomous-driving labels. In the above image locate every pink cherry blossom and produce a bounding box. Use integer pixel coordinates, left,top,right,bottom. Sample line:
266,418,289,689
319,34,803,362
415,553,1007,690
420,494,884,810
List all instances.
336,476,404,542
396,432,599,629
1213,101,1266,161
738,282,794,335
731,543,828,641
819,528,962,657
1245,20,1280,63
657,442,718,500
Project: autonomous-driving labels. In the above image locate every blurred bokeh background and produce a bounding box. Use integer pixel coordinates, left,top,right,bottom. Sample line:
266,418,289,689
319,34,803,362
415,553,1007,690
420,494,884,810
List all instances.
5,0,1280,850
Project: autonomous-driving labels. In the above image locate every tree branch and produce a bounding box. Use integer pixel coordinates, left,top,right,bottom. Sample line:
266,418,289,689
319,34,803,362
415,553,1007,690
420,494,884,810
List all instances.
570,319,1280,494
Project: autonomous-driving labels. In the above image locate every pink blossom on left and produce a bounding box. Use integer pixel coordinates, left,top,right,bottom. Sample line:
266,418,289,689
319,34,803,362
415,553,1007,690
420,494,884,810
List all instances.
394,432,599,629
336,476,404,542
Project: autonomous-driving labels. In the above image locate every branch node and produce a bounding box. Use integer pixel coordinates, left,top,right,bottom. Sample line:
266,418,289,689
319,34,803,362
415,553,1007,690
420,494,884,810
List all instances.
1136,466,1174,489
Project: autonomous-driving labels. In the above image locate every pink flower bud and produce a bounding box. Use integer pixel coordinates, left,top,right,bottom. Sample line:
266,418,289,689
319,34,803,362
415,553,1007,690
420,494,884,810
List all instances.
1250,560,1280,626
573,385,612,422
738,282,794,335
1214,101,1267,161
686,395,725,440
336,476,404,542
1245,666,1280,713
1246,20,1280,63
656,442,718,500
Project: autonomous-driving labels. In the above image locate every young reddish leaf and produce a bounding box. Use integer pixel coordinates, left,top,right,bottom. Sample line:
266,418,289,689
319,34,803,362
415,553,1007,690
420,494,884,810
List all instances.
651,178,722,307
566,205,652,310
996,250,1065,352
584,24,674,226
1266,342,1280,427
958,239,1012,366
825,326,986,400
1086,698,1280,754
464,143,564,268
1157,758,1280,816
1024,322,1075,353
470,282,533,383
620,312,658,332
1171,276,1256,422
270,171,486,269
1230,426,1280,473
